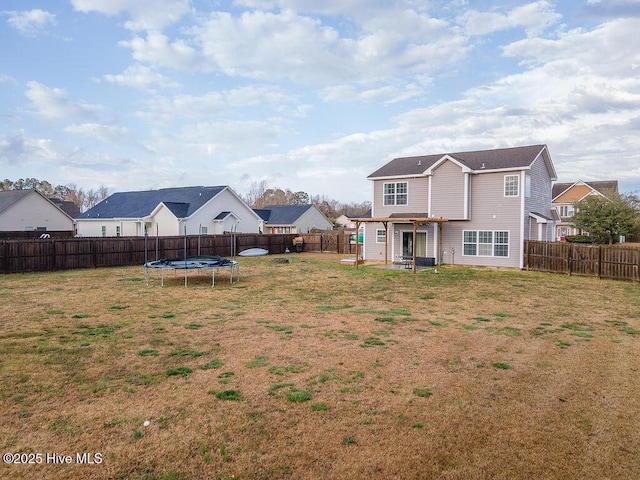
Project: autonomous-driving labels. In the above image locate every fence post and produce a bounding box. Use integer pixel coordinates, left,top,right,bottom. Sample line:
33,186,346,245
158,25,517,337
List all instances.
51,239,56,271
567,244,572,276
598,245,602,279
1,241,6,273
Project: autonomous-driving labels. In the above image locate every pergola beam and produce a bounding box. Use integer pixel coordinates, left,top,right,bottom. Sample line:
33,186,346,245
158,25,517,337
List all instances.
351,216,448,273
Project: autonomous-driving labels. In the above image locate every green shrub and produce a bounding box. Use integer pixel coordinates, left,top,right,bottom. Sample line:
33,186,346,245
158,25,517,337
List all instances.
565,235,594,244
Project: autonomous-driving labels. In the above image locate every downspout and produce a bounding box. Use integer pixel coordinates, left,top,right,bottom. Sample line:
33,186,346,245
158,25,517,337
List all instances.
464,172,470,219
519,171,526,269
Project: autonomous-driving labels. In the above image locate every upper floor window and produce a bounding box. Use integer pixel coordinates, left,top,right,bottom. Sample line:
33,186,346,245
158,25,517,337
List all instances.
557,205,575,217
383,182,408,205
504,175,519,197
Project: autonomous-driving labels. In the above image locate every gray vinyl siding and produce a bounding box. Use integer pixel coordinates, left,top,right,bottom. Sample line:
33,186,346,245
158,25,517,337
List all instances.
524,154,555,241
363,222,436,262
430,160,466,219
371,177,428,218
368,177,429,262
443,172,522,268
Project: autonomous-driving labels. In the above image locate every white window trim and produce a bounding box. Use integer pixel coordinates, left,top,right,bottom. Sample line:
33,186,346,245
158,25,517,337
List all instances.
376,229,386,243
382,181,409,206
463,230,510,258
504,175,519,197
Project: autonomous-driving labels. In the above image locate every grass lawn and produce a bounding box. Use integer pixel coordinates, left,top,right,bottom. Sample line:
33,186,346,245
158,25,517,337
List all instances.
1,253,639,480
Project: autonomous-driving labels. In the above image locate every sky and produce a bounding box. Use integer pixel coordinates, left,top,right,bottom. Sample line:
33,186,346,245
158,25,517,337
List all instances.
1,0,640,204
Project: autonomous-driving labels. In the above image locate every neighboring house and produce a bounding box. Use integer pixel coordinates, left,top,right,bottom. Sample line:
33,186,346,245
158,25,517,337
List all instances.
551,180,619,241
50,199,81,219
362,145,557,269
0,189,75,232
76,186,263,237
254,204,333,234
335,210,372,229
334,214,352,228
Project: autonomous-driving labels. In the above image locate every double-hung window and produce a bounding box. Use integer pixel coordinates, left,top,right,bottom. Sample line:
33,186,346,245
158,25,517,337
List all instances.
376,229,386,243
383,182,408,206
463,230,509,257
504,175,519,197
494,232,509,257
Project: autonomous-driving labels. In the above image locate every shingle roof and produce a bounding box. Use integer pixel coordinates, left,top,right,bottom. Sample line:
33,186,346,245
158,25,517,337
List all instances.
78,186,226,219
253,209,271,222
50,199,81,218
368,145,547,178
214,211,233,220
163,202,190,218
258,205,313,225
552,180,618,200
0,190,31,215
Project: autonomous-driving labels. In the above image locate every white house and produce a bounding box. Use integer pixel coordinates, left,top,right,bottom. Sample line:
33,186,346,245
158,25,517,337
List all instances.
75,186,263,237
0,189,75,232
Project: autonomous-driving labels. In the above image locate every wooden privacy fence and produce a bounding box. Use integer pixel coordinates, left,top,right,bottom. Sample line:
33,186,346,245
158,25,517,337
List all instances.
0,233,354,274
0,234,297,273
524,241,640,282
296,233,356,255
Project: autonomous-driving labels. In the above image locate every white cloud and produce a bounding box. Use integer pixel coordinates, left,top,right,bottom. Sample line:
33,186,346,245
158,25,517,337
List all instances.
139,86,299,122
120,31,201,71
101,64,181,91
0,131,60,165
25,81,104,122
189,8,468,84
149,120,284,158
65,123,129,143
321,82,426,104
458,1,561,37
503,17,640,77
232,0,394,17
4,9,57,36
70,0,190,31
190,10,349,81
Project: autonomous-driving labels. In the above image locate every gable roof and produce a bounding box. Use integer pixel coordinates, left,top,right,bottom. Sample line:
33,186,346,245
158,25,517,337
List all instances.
162,202,190,218
256,204,316,225
78,186,226,219
0,189,75,221
552,180,618,201
368,145,550,179
0,190,32,215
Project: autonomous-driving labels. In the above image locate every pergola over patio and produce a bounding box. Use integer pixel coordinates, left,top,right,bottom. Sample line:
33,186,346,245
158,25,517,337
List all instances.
351,215,449,273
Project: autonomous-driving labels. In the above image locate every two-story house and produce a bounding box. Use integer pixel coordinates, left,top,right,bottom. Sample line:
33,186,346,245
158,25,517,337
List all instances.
551,180,618,241
360,145,557,269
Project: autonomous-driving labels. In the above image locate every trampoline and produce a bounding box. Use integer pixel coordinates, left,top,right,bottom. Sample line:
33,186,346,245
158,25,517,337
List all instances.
144,255,239,287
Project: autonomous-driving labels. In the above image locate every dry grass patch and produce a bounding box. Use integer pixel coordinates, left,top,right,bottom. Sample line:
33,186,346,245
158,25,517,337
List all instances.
1,253,639,479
